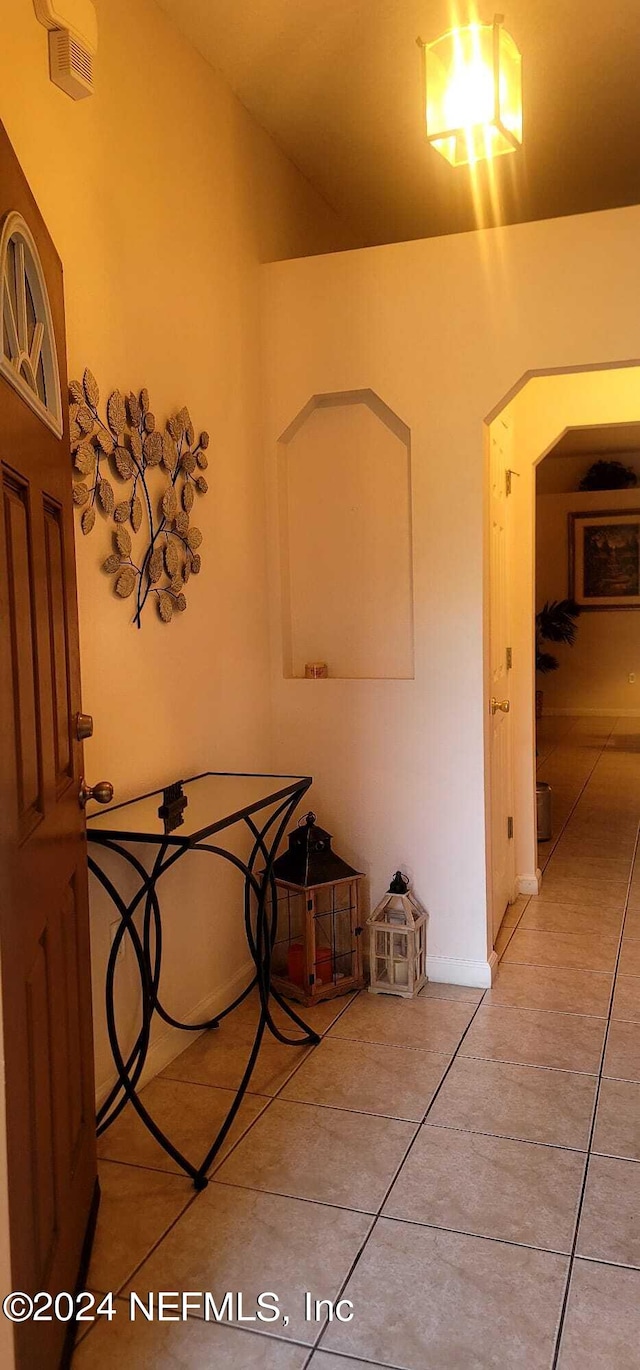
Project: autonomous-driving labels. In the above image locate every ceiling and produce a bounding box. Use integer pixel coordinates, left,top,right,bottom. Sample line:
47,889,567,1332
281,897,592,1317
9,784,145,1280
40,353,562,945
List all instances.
551,424,640,457
157,0,640,251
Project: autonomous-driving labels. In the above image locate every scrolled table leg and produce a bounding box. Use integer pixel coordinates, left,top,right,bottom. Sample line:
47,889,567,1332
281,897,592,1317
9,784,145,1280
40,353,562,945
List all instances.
88,847,207,1188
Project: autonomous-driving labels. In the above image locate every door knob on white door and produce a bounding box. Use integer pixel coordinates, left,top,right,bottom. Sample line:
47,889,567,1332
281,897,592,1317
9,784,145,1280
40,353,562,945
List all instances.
490,697,510,714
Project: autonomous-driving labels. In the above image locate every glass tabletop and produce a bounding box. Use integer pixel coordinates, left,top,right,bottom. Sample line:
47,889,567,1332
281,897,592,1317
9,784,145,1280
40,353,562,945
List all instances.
86,772,311,842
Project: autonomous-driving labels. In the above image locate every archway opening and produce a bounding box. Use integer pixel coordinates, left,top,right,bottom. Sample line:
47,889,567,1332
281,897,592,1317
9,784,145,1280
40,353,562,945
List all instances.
485,361,640,953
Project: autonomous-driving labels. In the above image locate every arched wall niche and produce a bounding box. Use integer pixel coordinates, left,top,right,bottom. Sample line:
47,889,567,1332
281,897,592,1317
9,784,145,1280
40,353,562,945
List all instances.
278,389,415,680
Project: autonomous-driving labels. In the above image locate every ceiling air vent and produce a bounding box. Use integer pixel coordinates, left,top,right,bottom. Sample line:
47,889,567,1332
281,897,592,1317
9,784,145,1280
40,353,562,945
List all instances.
48,28,93,99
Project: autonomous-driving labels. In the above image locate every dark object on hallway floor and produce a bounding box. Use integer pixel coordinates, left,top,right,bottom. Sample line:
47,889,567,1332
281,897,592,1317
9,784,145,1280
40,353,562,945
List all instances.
536,781,553,841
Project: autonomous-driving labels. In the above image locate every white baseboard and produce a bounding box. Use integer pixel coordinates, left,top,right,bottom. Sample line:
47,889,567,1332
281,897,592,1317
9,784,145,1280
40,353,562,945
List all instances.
426,952,496,990
95,959,255,1108
516,870,541,896
542,707,640,718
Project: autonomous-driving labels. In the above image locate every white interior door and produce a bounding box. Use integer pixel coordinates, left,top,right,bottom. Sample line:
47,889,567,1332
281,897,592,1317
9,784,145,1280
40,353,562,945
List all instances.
488,418,515,943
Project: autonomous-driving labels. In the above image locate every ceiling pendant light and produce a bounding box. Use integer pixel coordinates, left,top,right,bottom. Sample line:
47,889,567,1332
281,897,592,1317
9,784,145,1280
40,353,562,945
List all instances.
419,14,522,166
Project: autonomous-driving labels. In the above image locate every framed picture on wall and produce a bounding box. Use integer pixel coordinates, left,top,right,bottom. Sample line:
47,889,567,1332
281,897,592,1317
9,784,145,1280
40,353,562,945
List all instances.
569,510,640,611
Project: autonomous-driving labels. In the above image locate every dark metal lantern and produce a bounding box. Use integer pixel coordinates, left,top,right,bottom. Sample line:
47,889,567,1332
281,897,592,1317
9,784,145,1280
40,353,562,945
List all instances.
271,812,365,1007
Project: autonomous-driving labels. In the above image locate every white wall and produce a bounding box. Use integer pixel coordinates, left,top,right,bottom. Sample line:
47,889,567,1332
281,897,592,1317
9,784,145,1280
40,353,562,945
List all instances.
261,209,640,987
537,487,640,714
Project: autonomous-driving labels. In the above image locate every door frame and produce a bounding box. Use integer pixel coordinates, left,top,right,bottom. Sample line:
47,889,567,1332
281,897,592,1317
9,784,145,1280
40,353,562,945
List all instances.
484,360,640,963
485,414,517,948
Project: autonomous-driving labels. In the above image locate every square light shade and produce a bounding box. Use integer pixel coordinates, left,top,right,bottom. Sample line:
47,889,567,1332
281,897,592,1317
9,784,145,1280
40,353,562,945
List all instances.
423,16,522,166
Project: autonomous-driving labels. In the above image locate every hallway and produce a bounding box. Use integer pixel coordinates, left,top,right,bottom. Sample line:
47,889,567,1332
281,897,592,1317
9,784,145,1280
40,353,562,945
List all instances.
73,717,640,1368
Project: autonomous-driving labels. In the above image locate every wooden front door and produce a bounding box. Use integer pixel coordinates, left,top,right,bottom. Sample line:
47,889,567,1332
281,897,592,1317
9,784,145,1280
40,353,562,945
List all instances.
0,122,98,1368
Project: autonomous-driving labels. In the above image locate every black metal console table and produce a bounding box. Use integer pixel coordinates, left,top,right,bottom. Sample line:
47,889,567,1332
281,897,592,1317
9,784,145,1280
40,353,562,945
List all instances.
87,771,316,1190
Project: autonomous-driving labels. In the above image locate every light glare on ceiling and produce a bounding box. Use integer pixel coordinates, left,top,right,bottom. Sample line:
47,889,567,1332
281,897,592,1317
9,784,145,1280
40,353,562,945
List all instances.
421,15,522,166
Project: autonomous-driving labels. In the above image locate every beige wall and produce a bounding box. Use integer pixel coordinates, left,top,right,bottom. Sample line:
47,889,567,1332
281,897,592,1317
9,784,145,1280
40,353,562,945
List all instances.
262,213,640,987
0,0,353,1331
537,487,640,714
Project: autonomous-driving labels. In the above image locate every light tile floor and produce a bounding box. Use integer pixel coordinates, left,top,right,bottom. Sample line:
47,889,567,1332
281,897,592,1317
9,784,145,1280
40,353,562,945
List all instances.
73,715,640,1368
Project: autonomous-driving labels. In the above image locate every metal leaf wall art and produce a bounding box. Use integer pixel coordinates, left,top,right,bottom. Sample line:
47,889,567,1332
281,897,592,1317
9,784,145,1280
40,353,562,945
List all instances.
70,370,209,626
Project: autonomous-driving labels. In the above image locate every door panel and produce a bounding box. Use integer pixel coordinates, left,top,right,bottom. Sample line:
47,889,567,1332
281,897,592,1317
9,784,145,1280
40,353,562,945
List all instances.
4,471,43,833
0,120,98,1370
25,932,57,1282
60,878,87,1167
43,499,73,791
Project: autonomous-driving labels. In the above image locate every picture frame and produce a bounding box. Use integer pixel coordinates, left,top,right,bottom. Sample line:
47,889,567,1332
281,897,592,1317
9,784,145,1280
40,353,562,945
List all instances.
569,510,640,611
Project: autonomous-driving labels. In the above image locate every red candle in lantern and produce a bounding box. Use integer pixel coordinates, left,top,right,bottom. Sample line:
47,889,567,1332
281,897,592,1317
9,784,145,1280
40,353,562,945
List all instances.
287,942,305,987
315,947,334,983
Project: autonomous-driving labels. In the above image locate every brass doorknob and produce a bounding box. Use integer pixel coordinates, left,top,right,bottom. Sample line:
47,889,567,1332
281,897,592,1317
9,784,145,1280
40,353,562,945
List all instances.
490,697,510,715
79,779,114,809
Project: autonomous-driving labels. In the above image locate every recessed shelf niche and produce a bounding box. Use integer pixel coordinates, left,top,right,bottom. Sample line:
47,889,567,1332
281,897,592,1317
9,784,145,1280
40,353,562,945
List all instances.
278,390,414,680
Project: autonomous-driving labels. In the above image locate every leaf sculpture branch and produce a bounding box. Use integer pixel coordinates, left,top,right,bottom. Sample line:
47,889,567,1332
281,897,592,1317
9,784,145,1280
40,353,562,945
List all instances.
70,369,209,627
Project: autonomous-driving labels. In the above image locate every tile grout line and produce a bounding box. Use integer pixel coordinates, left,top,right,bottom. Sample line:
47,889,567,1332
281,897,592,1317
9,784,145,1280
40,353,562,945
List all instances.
550,818,640,1369
515,722,616,972
313,1044,602,1078
455,1054,601,1078
502,955,619,973
493,892,531,960
354,1212,577,1259
520,891,632,906
481,1000,612,1021
416,1120,602,1156
536,718,618,871
304,1346,405,1369
204,988,372,1177
303,1342,405,1369
534,715,581,770
209,1109,640,1207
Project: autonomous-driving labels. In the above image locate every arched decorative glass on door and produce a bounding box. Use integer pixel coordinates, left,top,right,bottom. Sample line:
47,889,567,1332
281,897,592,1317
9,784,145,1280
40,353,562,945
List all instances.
0,210,63,436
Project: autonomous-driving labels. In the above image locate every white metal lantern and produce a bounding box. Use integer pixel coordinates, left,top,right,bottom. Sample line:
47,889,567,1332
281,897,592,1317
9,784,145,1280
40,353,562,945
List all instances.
367,872,428,998
420,15,523,167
